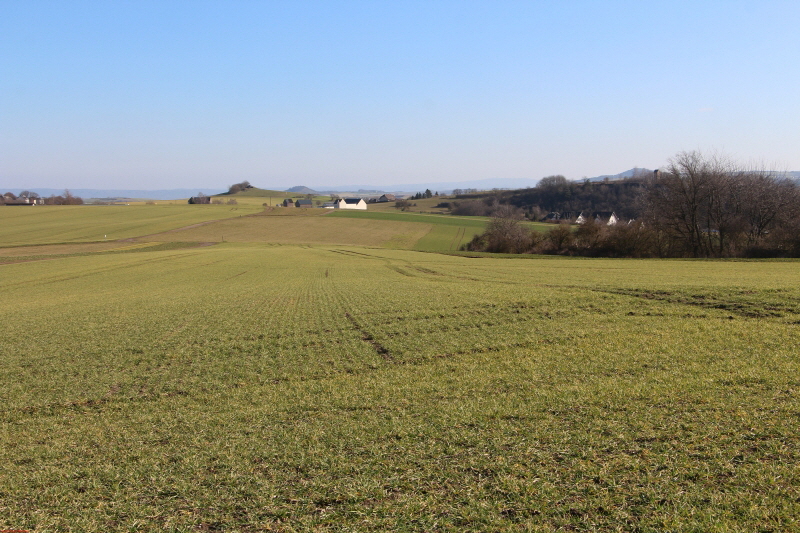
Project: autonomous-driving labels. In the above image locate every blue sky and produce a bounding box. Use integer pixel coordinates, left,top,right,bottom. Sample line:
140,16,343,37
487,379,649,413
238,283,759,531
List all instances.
2,1,799,190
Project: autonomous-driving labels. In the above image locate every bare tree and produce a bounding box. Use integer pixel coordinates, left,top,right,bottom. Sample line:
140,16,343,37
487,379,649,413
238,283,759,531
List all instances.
642,151,800,257
739,171,799,249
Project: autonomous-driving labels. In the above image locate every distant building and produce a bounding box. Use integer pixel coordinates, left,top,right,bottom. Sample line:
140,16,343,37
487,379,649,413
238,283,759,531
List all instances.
377,194,396,202
542,211,579,222
570,211,620,225
282,199,295,207
334,198,367,210
3,197,40,206
593,211,619,225
295,199,313,208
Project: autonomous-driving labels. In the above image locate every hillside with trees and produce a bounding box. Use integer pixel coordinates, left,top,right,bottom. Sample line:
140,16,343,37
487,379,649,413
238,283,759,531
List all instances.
464,152,800,258
444,174,646,221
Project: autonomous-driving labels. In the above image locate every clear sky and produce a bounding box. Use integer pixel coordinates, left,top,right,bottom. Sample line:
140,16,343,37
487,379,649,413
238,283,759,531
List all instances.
2,0,799,190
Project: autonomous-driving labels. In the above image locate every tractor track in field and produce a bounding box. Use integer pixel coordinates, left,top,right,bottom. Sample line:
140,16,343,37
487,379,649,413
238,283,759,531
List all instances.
344,311,394,361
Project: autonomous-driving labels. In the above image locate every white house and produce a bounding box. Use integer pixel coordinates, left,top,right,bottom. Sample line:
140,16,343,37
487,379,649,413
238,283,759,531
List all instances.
335,198,367,210
576,211,619,225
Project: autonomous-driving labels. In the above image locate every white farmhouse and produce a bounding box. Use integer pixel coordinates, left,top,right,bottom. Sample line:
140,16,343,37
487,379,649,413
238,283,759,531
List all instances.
334,198,367,210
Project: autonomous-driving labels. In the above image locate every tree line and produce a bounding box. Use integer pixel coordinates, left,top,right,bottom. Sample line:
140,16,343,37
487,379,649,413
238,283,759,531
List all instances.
446,175,646,220
1,190,84,205
465,152,800,258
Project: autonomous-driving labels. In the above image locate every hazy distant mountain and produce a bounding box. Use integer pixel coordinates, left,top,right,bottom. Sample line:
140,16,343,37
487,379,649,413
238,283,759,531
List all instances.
6,169,797,201
310,177,541,194
1,188,226,200
581,168,654,183
285,186,319,194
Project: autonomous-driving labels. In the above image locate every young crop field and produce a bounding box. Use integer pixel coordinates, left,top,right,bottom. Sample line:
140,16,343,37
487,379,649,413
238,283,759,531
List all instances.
141,212,434,249
326,210,492,251
1,241,799,532
0,204,262,246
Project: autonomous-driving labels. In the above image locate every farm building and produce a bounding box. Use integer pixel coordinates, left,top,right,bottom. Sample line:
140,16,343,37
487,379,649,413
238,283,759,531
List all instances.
542,211,580,222
282,199,295,207
334,198,367,210
295,199,313,208
3,192,43,205
378,194,396,202
594,211,619,225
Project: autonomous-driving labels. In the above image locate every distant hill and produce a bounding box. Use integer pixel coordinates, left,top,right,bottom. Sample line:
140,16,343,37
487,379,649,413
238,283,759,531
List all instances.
285,186,319,194
225,187,290,197
581,168,654,183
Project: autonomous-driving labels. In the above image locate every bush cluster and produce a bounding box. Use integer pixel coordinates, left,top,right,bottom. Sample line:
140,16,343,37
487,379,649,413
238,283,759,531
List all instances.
467,215,800,258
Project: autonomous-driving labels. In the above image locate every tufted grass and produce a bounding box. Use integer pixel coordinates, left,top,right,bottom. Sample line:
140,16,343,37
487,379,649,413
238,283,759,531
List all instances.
1,246,799,531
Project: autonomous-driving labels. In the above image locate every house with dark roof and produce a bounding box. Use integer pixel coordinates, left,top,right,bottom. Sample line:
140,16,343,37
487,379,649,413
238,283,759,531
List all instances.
334,198,367,210
378,194,396,202
295,199,313,208
282,199,295,207
542,211,579,222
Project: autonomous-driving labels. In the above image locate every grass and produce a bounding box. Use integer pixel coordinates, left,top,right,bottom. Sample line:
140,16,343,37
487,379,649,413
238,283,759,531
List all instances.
326,210,490,251
141,212,433,249
1,241,799,531
0,204,262,246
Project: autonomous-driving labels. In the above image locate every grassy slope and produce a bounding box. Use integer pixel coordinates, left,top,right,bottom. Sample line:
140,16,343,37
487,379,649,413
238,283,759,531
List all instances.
1,245,799,531
144,212,433,249
0,204,488,254
327,210,490,251
0,204,262,246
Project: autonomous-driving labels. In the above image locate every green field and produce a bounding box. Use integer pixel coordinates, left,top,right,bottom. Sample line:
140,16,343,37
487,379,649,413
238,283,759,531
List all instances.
0,204,262,246
2,205,799,531
327,211,491,251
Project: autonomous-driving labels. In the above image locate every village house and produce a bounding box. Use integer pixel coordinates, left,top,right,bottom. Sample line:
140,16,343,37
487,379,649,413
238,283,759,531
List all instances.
572,211,620,225
334,198,367,210
295,199,313,208
542,211,579,222
594,211,619,225
377,194,396,202
2,194,41,206
282,199,295,207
